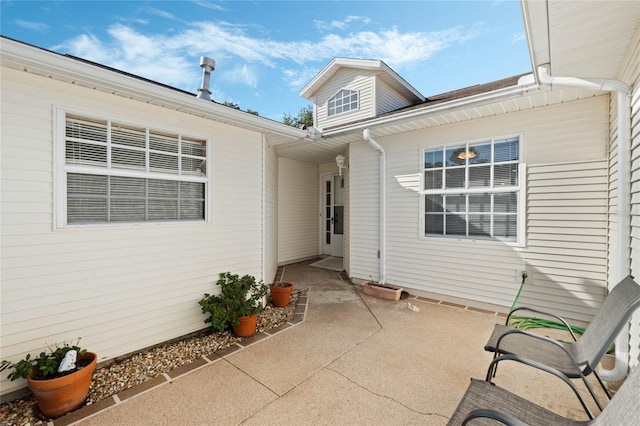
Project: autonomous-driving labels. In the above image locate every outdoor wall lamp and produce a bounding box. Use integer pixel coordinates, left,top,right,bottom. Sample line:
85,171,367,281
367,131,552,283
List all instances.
336,153,346,176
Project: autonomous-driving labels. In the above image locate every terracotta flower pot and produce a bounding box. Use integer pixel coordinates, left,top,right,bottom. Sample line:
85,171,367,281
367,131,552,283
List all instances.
27,351,97,418
270,281,294,307
232,315,258,337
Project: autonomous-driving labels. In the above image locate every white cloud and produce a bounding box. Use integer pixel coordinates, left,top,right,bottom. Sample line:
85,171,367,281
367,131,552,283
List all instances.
146,7,176,20
14,19,49,32
120,18,150,25
314,15,371,31
192,1,226,11
511,32,526,44
220,64,258,88
282,67,319,90
55,19,481,93
56,27,197,90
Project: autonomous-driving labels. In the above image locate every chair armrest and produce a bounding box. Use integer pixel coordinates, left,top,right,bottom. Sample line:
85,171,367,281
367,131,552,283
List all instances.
494,328,586,372
487,354,594,419
462,409,528,426
506,307,579,341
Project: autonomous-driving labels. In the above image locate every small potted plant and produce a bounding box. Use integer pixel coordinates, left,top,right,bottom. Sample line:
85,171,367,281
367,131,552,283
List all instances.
0,340,97,418
199,272,268,337
269,281,294,307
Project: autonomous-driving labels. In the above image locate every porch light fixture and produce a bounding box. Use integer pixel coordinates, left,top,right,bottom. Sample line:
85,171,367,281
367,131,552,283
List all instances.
456,147,477,160
336,153,346,176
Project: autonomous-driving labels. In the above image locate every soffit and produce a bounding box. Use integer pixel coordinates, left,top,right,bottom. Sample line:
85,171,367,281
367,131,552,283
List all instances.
526,0,640,80
277,84,603,164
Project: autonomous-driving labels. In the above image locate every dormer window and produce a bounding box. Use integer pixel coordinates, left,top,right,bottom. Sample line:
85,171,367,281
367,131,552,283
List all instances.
328,89,358,116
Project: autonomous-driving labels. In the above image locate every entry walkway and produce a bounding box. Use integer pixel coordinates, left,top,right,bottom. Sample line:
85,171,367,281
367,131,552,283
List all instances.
78,260,605,425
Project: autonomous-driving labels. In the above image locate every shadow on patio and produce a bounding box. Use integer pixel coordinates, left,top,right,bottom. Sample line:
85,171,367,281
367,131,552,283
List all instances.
77,259,606,425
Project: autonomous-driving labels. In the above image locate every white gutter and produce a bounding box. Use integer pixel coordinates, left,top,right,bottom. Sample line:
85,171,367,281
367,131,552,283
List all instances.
363,128,386,284
538,65,631,382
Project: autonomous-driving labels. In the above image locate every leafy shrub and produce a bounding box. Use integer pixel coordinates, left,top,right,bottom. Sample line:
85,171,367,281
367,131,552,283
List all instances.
199,272,268,332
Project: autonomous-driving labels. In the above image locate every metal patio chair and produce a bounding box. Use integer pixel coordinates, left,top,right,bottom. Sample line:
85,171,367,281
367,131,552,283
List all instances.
447,365,639,425
483,275,640,411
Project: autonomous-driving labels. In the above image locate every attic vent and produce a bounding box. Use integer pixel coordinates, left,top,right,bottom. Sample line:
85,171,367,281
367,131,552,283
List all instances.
196,56,216,101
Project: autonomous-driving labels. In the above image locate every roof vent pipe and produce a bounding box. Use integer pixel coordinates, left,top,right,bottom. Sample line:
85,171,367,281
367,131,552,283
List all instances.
538,64,631,382
196,56,216,101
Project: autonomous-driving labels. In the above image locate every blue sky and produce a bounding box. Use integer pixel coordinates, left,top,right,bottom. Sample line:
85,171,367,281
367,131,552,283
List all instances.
0,0,531,122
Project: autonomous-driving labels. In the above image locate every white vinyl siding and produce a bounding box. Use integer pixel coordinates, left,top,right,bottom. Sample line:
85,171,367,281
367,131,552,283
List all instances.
264,140,278,283
316,69,373,129
343,155,351,277
349,96,609,322
1,67,265,396
376,78,414,115
277,157,319,264
621,38,640,366
349,143,382,281
519,160,609,320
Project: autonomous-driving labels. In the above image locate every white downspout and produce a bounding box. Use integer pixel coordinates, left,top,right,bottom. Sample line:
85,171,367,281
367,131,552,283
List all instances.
363,128,386,284
538,65,631,381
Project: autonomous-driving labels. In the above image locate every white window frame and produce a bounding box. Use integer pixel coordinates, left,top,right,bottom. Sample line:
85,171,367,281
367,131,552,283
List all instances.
419,134,525,245
327,89,359,117
54,108,210,229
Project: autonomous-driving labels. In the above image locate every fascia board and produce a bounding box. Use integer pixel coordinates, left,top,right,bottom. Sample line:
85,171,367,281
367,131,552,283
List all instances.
378,61,425,102
299,58,379,98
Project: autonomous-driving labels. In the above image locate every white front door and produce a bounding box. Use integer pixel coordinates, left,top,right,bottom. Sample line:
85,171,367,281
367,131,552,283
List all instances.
322,174,344,257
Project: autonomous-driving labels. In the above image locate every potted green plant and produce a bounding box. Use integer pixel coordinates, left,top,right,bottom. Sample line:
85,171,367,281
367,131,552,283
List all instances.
199,272,268,337
269,281,294,307
0,340,97,418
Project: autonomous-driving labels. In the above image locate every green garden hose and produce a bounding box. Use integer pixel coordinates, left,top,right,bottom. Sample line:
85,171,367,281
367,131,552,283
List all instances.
508,272,586,339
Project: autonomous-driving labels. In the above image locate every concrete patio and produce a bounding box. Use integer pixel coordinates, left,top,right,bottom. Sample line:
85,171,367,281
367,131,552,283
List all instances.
73,259,606,425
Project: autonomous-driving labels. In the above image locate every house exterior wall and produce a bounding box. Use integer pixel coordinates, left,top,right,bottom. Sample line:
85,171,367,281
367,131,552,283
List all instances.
264,139,279,283
349,96,610,323
344,159,351,276
375,78,413,115
349,143,382,281
315,68,374,130
277,157,319,264
0,67,267,395
622,34,640,367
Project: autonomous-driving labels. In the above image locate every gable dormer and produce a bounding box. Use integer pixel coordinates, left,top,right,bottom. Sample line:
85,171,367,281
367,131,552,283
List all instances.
300,58,424,131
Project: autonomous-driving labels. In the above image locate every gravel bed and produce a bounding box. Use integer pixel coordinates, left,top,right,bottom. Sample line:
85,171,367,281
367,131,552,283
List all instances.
0,293,300,426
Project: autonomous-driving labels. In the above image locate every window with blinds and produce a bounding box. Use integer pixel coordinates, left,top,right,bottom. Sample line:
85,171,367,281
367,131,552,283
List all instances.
422,136,520,242
64,114,207,224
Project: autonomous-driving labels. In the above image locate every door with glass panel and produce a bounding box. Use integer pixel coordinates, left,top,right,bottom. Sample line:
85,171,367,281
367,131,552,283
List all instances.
322,174,344,257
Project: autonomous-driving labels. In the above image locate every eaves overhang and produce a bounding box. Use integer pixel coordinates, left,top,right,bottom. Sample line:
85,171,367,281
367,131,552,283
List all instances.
299,57,425,103
521,0,640,83
278,74,606,164
0,36,308,144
